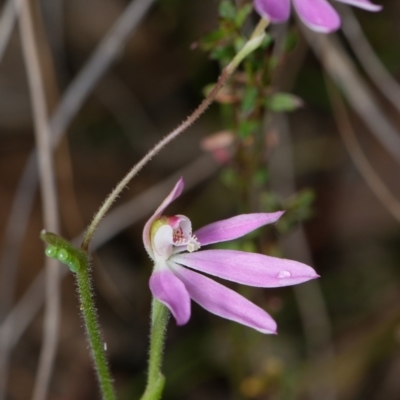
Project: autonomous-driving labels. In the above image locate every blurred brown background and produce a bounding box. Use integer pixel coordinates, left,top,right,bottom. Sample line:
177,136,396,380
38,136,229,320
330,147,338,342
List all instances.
0,0,400,399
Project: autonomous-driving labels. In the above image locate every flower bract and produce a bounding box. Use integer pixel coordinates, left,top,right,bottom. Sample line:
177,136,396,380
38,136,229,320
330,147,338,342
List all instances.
254,0,382,33
143,178,319,334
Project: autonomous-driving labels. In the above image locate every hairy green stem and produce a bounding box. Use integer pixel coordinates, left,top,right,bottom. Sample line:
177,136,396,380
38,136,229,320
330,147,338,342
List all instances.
80,17,270,252
139,299,169,400
76,259,116,400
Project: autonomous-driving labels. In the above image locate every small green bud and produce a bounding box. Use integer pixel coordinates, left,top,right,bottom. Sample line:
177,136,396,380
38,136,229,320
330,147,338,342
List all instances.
45,245,58,258
41,231,87,274
67,258,80,273
56,248,69,262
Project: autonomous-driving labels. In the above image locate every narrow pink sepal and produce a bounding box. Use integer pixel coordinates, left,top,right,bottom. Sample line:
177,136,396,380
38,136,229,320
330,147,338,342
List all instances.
254,0,291,23
293,0,341,33
149,267,191,325
334,0,382,11
172,249,319,288
194,212,284,247
143,178,184,258
171,263,277,334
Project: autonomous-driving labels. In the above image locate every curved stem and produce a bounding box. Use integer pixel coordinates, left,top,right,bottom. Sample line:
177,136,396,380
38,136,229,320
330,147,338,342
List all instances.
81,70,228,251
80,18,269,251
139,299,169,400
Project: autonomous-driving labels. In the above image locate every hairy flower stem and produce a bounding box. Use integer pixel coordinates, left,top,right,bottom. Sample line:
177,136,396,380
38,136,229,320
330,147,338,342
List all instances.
76,260,116,400
80,18,269,252
139,299,169,400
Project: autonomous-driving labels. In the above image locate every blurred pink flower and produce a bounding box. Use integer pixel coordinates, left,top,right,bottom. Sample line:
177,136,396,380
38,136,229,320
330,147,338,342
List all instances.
143,178,318,334
200,131,235,164
254,0,382,33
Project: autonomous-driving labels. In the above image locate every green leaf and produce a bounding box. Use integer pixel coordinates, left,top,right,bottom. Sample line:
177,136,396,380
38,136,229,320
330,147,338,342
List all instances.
260,33,273,49
220,168,238,189
219,0,236,20
284,31,298,52
210,46,236,63
266,92,304,112
233,36,246,53
201,29,226,50
275,189,315,234
238,119,260,138
254,168,269,186
241,86,258,114
261,191,281,212
235,4,252,27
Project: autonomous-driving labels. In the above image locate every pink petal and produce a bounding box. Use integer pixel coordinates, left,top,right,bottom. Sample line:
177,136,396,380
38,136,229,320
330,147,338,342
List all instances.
172,249,319,287
149,267,191,325
254,0,291,23
171,263,277,334
293,0,341,33
194,212,284,246
143,178,184,258
334,0,382,11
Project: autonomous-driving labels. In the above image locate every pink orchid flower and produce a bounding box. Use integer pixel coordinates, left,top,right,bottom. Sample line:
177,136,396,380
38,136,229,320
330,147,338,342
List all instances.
143,178,318,334
254,0,382,33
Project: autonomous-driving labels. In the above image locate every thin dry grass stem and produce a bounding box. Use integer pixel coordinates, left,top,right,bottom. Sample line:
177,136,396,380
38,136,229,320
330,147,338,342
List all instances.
0,155,37,400
326,77,400,223
19,1,61,400
0,0,24,63
0,156,37,321
49,0,156,145
0,0,156,300
0,266,47,399
40,0,65,69
302,29,400,166
0,0,156,390
340,6,400,114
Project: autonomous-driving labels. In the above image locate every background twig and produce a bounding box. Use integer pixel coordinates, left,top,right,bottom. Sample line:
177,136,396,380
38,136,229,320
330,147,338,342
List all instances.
340,5,400,113
303,29,400,165
19,1,60,399
326,77,400,222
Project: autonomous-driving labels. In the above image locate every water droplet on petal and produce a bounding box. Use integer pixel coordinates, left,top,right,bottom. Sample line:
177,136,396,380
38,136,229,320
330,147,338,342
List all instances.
277,270,291,279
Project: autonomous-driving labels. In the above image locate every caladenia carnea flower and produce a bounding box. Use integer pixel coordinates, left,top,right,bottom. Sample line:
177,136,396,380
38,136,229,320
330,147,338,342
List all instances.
254,0,382,33
143,178,319,334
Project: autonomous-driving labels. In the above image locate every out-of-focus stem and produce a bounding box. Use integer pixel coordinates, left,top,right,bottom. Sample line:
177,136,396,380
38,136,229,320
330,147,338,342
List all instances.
18,2,61,400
